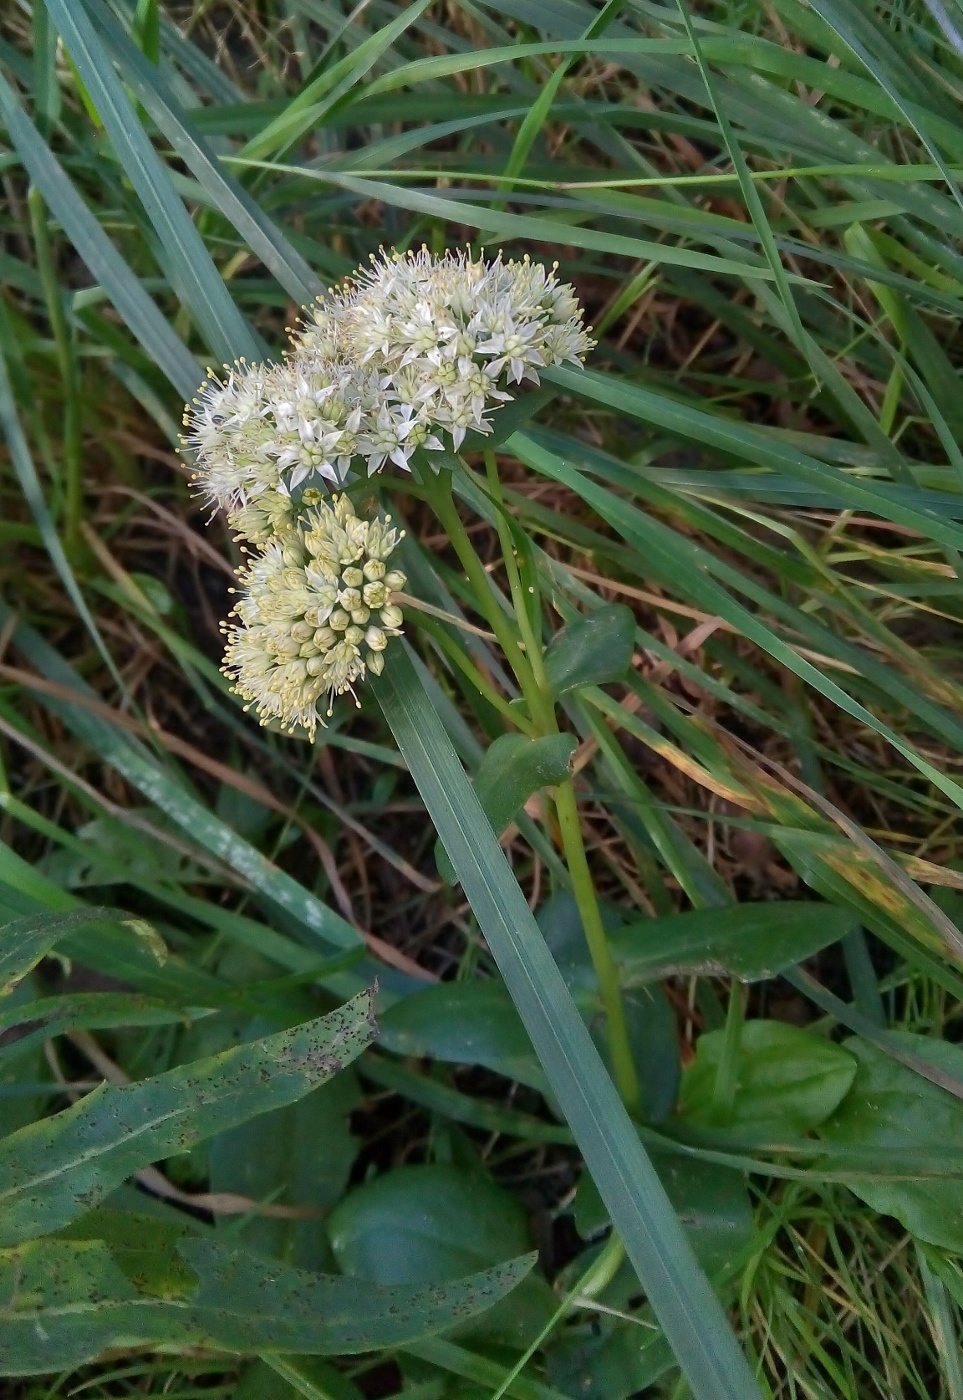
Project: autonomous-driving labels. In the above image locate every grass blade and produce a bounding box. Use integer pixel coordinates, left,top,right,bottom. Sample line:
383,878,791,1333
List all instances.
373,648,763,1400
0,327,124,690
0,69,200,399
84,0,321,306
45,0,258,363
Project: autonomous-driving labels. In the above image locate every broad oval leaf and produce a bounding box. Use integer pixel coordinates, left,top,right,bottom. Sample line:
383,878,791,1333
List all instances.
0,1233,534,1374
679,1021,857,1138
0,987,376,1245
544,603,635,699
611,901,857,985
435,732,576,883
819,1034,963,1252
378,980,548,1094
328,1162,554,1346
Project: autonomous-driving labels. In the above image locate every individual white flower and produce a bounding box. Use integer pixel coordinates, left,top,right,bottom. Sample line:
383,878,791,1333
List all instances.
222,495,406,737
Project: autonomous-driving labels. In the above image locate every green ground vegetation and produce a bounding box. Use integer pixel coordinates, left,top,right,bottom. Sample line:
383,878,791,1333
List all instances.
2,0,963,1396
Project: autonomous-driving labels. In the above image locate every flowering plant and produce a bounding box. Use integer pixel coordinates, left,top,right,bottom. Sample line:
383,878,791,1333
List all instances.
182,244,642,1125
182,248,592,736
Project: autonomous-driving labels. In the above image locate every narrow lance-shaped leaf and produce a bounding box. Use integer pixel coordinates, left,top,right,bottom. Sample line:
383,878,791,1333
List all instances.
539,367,963,552
0,332,124,689
82,0,321,306
435,732,576,884
511,428,963,816
0,905,162,996
610,901,858,985
0,69,200,400
0,987,376,1245
0,1232,534,1374
544,603,635,698
234,165,781,282
0,607,377,999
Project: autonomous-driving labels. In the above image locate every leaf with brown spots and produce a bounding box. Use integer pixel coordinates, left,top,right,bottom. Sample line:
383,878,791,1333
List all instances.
0,987,376,1246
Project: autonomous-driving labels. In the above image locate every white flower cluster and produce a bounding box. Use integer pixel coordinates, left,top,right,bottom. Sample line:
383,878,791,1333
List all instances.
183,248,592,509
223,494,406,738
182,249,592,736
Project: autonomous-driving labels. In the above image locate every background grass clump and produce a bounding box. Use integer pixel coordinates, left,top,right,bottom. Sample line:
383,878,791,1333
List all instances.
2,0,963,1395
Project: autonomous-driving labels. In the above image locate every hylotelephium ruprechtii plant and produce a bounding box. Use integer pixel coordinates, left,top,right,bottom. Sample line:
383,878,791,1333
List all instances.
181,247,643,1112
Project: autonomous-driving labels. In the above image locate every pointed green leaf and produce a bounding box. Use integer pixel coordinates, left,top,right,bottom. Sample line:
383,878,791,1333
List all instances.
611,901,857,985
0,1232,534,1373
544,604,635,698
435,732,576,883
0,987,376,1245
0,905,154,995
0,993,190,1072
477,732,577,830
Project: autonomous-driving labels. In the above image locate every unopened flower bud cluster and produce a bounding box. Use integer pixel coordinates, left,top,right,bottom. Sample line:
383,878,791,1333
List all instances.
223,494,406,738
182,248,592,736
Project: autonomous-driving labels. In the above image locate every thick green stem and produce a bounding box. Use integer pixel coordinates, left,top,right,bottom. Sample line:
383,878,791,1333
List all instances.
711,979,745,1124
422,466,538,701
436,455,642,1115
555,780,642,1115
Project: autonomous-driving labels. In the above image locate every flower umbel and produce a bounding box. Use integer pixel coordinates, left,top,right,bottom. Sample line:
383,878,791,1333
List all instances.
184,249,593,509
297,248,594,457
222,494,406,737
182,248,592,736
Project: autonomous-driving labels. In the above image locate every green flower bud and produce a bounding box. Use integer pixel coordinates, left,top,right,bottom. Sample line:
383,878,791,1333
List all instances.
363,581,388,610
